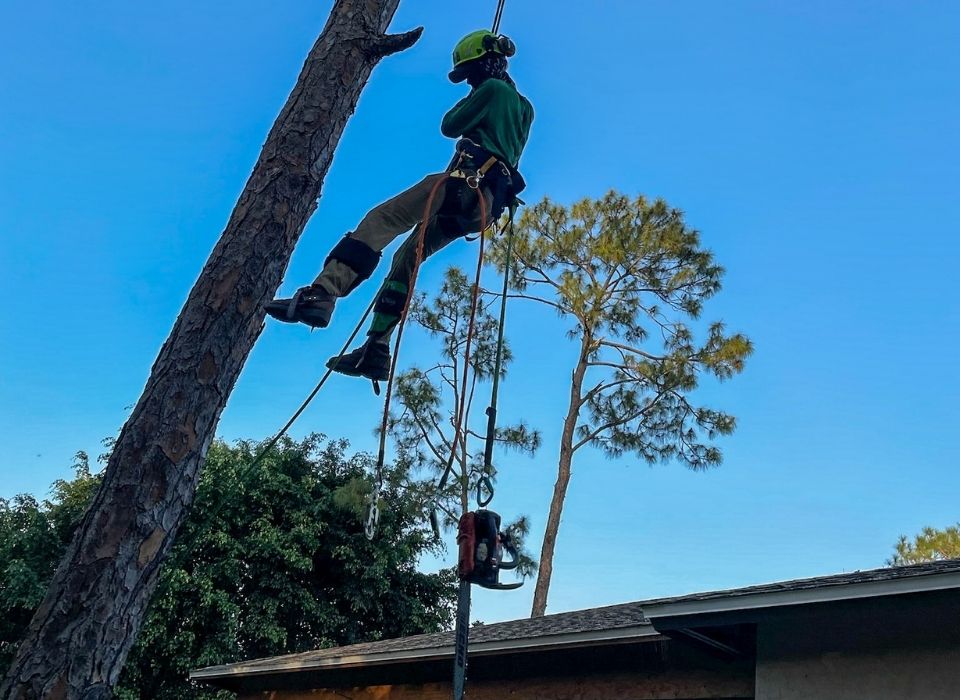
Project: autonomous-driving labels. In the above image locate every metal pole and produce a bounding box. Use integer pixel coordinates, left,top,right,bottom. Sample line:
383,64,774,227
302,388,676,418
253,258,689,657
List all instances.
452,580,472,699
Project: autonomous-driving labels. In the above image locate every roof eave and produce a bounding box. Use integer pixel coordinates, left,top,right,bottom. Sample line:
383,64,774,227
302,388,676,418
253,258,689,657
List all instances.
190,624,661,683
643,570,960,621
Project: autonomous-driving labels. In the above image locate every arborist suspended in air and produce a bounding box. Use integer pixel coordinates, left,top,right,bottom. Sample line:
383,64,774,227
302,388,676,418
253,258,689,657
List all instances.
265,30,534,383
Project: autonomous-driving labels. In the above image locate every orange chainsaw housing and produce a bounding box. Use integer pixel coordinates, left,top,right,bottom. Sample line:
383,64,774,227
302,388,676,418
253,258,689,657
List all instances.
457,512,477,579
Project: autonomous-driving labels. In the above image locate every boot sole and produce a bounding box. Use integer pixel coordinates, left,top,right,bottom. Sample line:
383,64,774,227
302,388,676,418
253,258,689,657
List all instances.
264,300,331,328
326,356,389,382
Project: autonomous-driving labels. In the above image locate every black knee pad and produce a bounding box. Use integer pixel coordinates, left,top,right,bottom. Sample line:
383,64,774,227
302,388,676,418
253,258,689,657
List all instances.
325,236,381,292
373,281,409,317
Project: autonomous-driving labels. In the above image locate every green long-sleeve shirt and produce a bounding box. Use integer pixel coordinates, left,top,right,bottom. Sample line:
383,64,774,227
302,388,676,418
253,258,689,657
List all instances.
440,78,534,168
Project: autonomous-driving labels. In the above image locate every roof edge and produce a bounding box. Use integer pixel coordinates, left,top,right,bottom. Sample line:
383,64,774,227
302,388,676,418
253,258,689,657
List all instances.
643,569,960,620
190,624,660,682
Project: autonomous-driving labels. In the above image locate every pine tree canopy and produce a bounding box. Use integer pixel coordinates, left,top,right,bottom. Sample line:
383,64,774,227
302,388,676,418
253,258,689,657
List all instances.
489,191,753,468
890,524,960,566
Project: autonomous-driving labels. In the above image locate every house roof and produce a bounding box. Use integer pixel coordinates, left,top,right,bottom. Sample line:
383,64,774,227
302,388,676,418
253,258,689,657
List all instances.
642,558,960,620
191,559,960,684
191,599,656,683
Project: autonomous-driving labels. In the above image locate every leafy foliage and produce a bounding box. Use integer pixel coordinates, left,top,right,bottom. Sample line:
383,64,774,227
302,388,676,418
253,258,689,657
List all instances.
389,267,539,577
0,451,100,672
889,524,960,566
1,437,455,699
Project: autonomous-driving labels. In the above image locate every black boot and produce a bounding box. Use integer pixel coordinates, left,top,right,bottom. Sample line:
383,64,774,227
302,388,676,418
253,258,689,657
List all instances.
326,339,391,382
264,285,336,328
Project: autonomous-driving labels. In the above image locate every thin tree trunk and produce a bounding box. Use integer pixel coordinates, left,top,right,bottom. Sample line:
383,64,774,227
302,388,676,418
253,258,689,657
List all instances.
2,3,420,698
531,341,589,617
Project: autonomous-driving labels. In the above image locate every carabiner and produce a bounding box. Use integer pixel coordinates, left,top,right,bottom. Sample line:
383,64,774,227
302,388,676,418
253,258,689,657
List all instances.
364,491,381,540
476,474,494,508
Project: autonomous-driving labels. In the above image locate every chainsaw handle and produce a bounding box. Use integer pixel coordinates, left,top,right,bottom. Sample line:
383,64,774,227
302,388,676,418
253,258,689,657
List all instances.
498,533,519,571
485,581,523,591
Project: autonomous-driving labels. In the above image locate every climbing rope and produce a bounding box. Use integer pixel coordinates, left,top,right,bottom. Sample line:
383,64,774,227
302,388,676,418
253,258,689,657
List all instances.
362,0,515,538
445,204,522,700
492,0,507,34
448,188,488,490
370,173,490,539
447,198,490,700
428,187,491,531
432,200,518,508
184,296,376,554
366,172,452,538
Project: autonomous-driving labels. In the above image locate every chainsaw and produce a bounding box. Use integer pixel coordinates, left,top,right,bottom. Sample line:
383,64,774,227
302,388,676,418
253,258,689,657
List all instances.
456,509,522,590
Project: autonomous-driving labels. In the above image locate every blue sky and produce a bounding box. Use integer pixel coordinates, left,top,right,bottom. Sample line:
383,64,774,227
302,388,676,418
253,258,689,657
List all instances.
2,0,958,623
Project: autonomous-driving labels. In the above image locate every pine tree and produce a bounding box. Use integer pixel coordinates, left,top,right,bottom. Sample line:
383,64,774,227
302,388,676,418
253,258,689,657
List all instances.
890,524,960,565
2,3,422,697
388,267,539,575
488,192,753,617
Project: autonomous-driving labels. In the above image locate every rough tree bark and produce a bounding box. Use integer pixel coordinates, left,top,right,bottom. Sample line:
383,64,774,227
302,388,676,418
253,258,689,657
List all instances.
2,3,421,698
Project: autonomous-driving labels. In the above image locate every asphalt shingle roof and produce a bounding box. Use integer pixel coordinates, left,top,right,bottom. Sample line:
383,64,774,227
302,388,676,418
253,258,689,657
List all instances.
643,558,960,607
193,559,960,679
200,600,652,675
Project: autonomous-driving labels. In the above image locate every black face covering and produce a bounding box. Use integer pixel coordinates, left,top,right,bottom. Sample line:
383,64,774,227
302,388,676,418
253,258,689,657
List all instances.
466,54,512,89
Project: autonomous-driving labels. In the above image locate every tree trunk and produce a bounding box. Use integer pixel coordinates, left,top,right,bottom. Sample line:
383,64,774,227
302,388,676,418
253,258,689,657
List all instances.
2,3,420,698
530,344,589,617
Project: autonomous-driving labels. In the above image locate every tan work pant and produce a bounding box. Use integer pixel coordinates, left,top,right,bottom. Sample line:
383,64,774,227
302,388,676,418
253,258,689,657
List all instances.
314,173,494,297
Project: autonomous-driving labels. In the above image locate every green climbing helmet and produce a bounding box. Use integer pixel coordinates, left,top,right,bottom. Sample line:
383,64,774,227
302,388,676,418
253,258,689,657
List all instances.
448,29,516,83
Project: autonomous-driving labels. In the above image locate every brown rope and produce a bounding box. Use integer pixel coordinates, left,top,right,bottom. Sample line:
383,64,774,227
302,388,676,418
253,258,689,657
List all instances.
375,173,452,470
448,188,488,484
